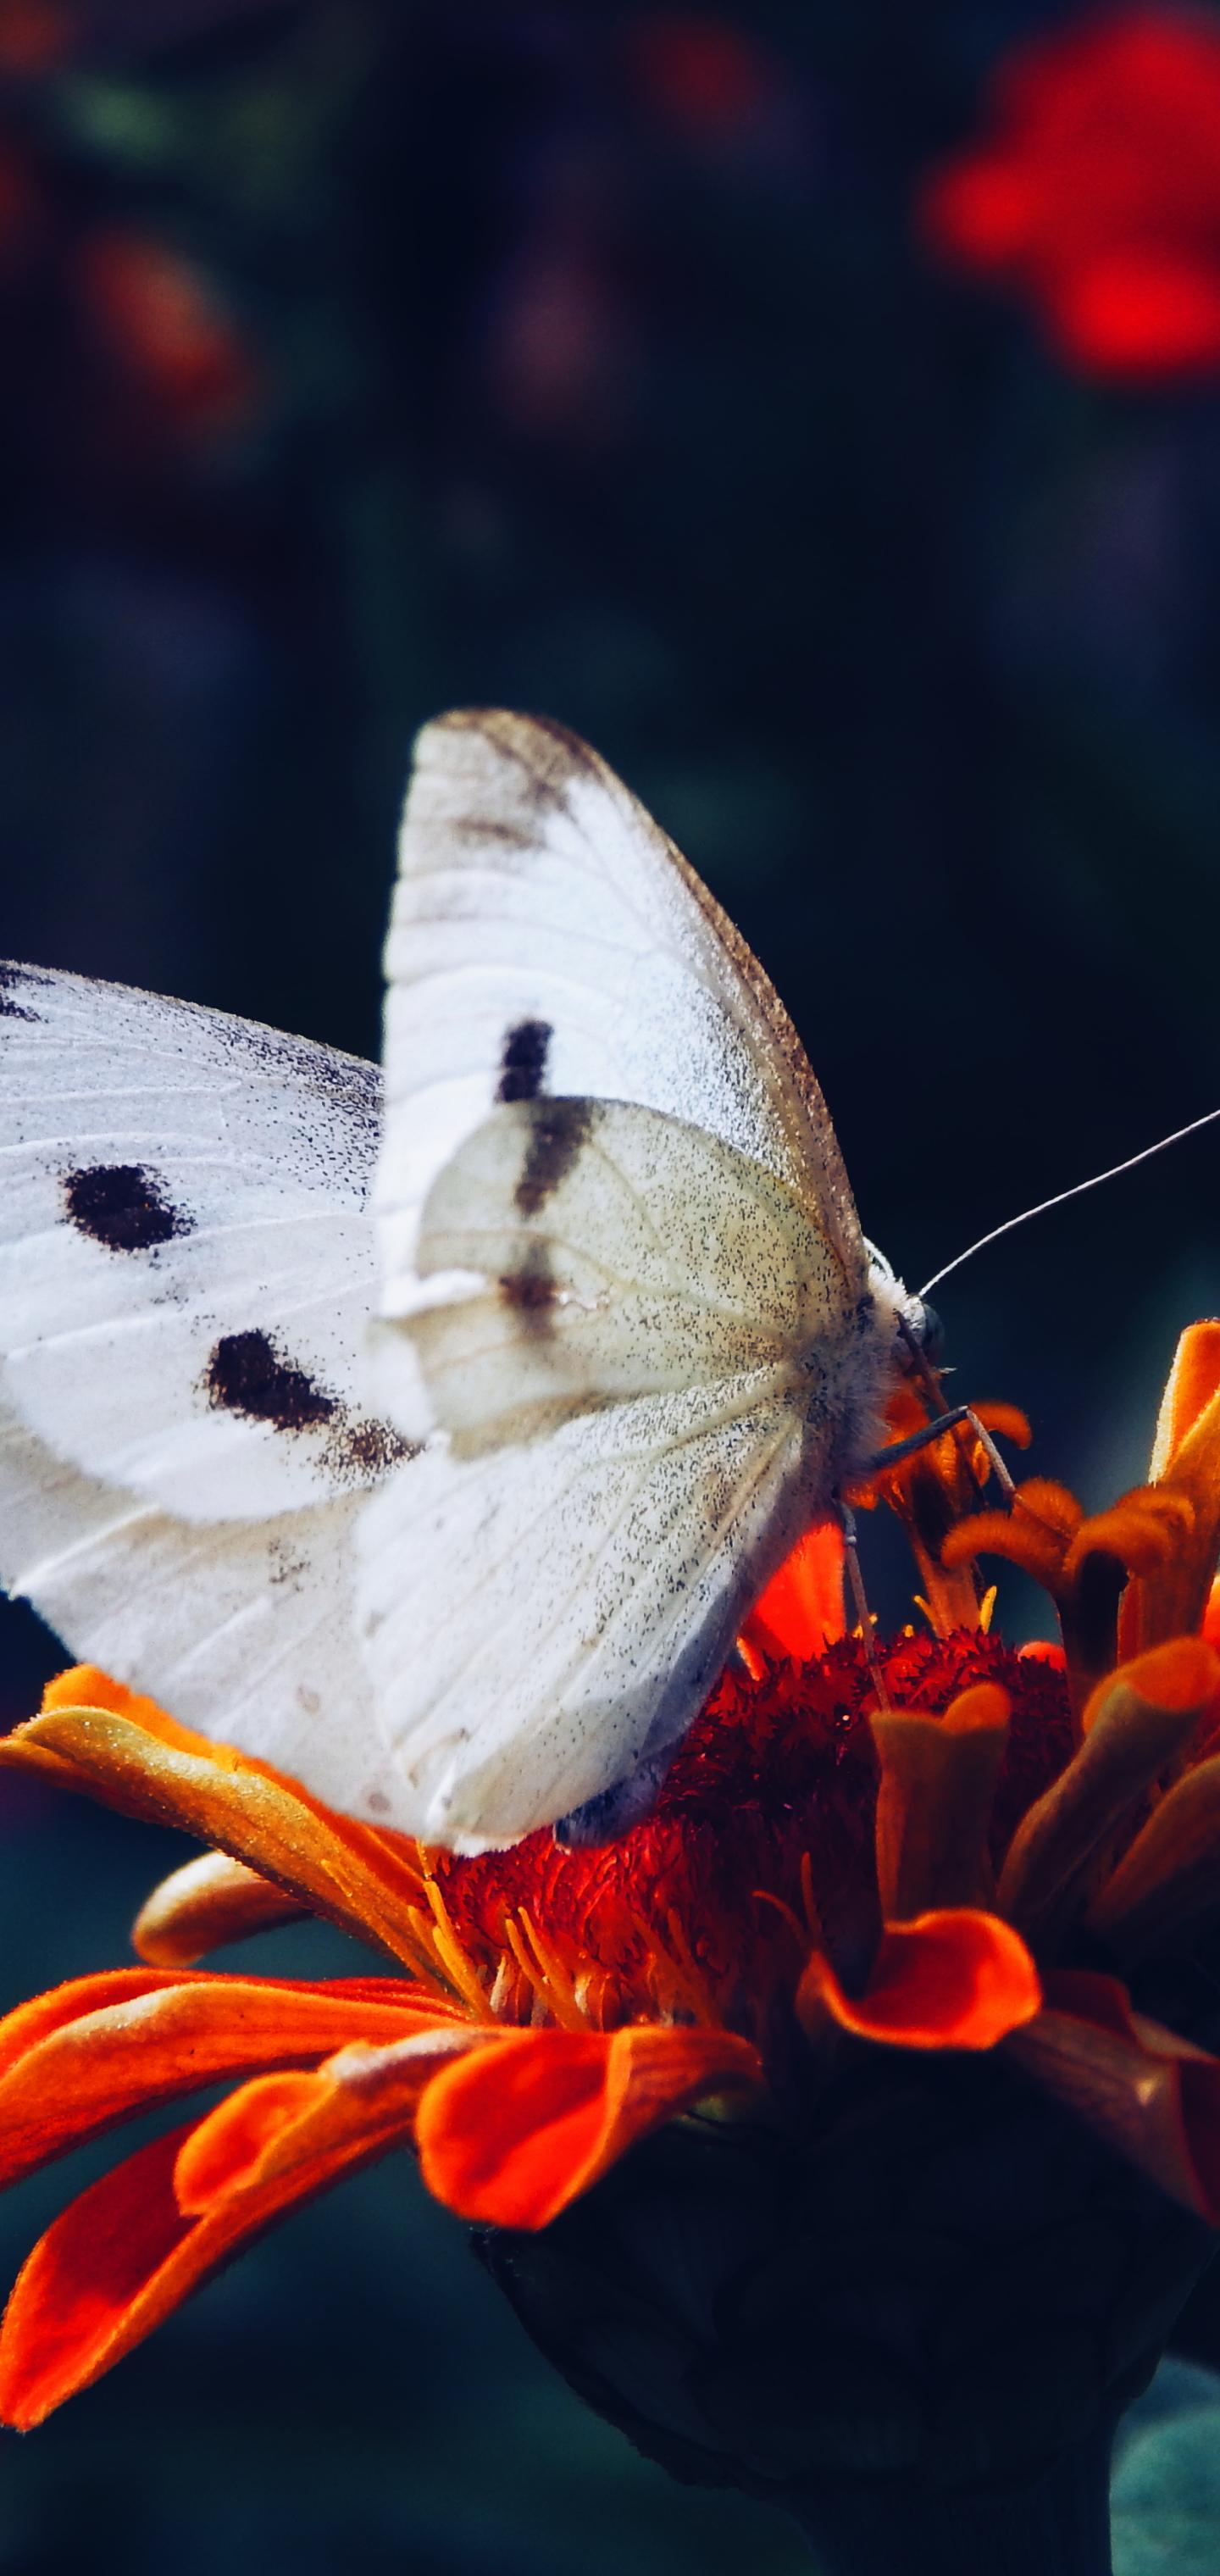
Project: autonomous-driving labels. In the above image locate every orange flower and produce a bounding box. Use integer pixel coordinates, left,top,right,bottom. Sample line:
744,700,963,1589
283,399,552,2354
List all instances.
0,1641,1038,2429
2,1324,1220,2512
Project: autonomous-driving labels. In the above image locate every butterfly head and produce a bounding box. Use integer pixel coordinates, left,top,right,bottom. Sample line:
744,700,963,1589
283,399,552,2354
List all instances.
862,1239,942,1369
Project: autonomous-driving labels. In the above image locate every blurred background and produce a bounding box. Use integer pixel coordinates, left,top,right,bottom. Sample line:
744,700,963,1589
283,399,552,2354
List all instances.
3,0,1220,2566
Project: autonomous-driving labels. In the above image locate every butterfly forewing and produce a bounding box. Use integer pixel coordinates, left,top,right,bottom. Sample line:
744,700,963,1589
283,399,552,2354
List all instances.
0,963,419,1819
0,965,403,1521
0,1396,418,1824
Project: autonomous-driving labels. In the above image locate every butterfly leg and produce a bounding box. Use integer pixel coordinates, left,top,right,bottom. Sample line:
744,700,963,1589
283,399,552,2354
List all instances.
864,1407,1017,1501
893,1315,1018,1505
837,1501,891,1713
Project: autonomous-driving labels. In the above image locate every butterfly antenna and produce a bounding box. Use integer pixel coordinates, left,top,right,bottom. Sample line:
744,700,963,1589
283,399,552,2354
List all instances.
918,1105,1220,1300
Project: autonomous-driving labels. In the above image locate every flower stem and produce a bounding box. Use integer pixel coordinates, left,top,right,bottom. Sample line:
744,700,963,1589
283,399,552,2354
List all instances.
785,2420,1114,2576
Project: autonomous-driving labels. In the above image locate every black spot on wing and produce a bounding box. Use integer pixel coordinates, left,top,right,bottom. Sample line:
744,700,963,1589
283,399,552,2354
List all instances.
64,1163,191,1252
205,1330,336,1430
324,1417,419,1479
515,1098,594,1217
500,1242,557,1334
0,963,44,1022
500,1269,555,1312
496,1019,552,1104
203,1329,418,1484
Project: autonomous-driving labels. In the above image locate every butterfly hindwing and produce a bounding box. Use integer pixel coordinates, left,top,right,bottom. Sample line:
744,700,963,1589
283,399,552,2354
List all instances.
357,1380,815,1851
376,711,867,1370
373,1094,856,1453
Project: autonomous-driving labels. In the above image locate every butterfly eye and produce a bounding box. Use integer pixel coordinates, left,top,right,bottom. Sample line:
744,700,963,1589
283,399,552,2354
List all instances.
902,1298,945,1366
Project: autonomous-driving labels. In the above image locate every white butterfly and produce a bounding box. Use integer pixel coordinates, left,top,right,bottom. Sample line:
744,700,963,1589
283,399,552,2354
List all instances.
0,710,922,1852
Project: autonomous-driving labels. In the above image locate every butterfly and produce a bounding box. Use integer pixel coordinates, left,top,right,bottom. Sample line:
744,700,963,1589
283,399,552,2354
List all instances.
0,709,924,1852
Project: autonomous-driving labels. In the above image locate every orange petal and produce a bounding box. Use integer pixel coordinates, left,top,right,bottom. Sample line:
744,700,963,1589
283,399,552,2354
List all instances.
131,1853,311,1967
0,2126,198,2427
174,2024,484,2213
0,1974,463,2192
0,1704,441,1980
1150,1323,1220,1475
0,1968,206,2080
1203,1574,1220,1649
1061,1490,1193,1591
1006,1970,1220,2224
0,1966,458,2082
741,1521,846,1662
416,2024,763,2230
1079,1635,1220,1736
797,1909,1041,2051
996,1638,1219,1946
871,1685,1009,1919
40,1665,202,1747
1086,1752,1220,1960
0,2023,472,2433
1130,1333,1220,1651
173,2073,334,2208
970,1401,1032,1452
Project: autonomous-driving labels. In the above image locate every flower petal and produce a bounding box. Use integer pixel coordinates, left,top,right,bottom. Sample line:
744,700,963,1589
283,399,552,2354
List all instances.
798,1909,1041,2051
871,1684,1009,1918
864,1405,1023,1637
132,1852,311,1966
0,1701,442,1980
0,2022,474,2434
740,1522,845,1663
174,2025,485,2212
0,2126,197,2428
995,1638,1219,1948
1150,1322,1220,1479
1006,1970,1220,2223
41,1664,206,1746
0,1969,203,2079
0,1974,461,2192
1086,1754,1220,1961
416,2024,763,2229
1126,1324,1220,1653
940,1480,1081,1591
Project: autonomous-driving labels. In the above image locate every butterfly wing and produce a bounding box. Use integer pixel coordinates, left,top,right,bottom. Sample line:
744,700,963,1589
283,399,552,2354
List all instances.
363,713,907,1846
375,708,866,1402
0,963,408,1522
358,1375,814,1852
0,1395,415,1824
0,963,419,1818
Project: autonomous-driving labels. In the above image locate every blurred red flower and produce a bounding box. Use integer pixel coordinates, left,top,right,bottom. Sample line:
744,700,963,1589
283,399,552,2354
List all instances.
75,230,262,436
0,0,71,75
918,7,1220,383
626,15,778,141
